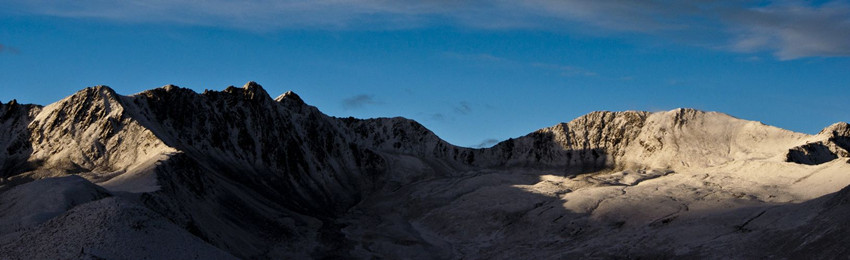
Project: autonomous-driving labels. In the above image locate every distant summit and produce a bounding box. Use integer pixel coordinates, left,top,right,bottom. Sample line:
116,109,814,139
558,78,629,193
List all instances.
275,90,303,104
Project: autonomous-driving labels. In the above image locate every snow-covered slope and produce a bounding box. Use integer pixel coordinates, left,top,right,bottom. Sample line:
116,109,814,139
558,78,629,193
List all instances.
22,86,176,186
0,175,109,235
0,197,236,260
0,82,848,259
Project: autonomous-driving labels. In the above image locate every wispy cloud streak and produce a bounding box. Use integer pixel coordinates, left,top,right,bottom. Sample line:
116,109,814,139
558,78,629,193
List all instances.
454,102,472,115
342,94,381,110
475,138,500,148
6,0,850,59
0,43,20,54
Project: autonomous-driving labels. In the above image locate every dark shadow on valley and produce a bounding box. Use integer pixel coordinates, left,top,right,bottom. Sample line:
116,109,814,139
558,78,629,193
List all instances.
330,130,850,259
327,131,635,259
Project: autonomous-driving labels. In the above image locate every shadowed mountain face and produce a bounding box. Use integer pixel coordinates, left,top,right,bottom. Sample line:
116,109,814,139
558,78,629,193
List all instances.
0,100,40,181
1,83,849,259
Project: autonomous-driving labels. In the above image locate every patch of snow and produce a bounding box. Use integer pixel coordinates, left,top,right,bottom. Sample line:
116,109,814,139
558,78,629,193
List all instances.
0,175,110,235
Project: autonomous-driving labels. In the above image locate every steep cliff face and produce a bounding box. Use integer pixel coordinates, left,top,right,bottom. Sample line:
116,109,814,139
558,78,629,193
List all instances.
123,83,391,258
0,100,40,179
340,116,475,186
128,83,384,216
343,117,460,159
474,111,648,172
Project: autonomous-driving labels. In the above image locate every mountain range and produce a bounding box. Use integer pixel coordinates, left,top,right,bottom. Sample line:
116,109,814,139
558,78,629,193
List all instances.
1,82,849,259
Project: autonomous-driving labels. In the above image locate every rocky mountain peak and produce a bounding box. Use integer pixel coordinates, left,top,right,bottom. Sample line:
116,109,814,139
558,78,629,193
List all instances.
19,84,176,177
242,81,262,90
49,86,123,110
135,85,200,105
671,107,703,113
160,84,180,92
1,100,22,119
46,85,124,116
89,85,119,96
820,122,850,137
668,108,709,126
0,99,40,123
242,81,269,99
569,110,648,126
785,122,850,165
220,82,272,102
275,91,304,104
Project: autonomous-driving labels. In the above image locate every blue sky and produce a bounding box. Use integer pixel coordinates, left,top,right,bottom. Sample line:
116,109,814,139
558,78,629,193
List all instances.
1,1,849,147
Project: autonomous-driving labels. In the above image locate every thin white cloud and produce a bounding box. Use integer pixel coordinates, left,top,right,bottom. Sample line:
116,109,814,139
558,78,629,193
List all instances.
728,1,850,60
6,0,850,59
